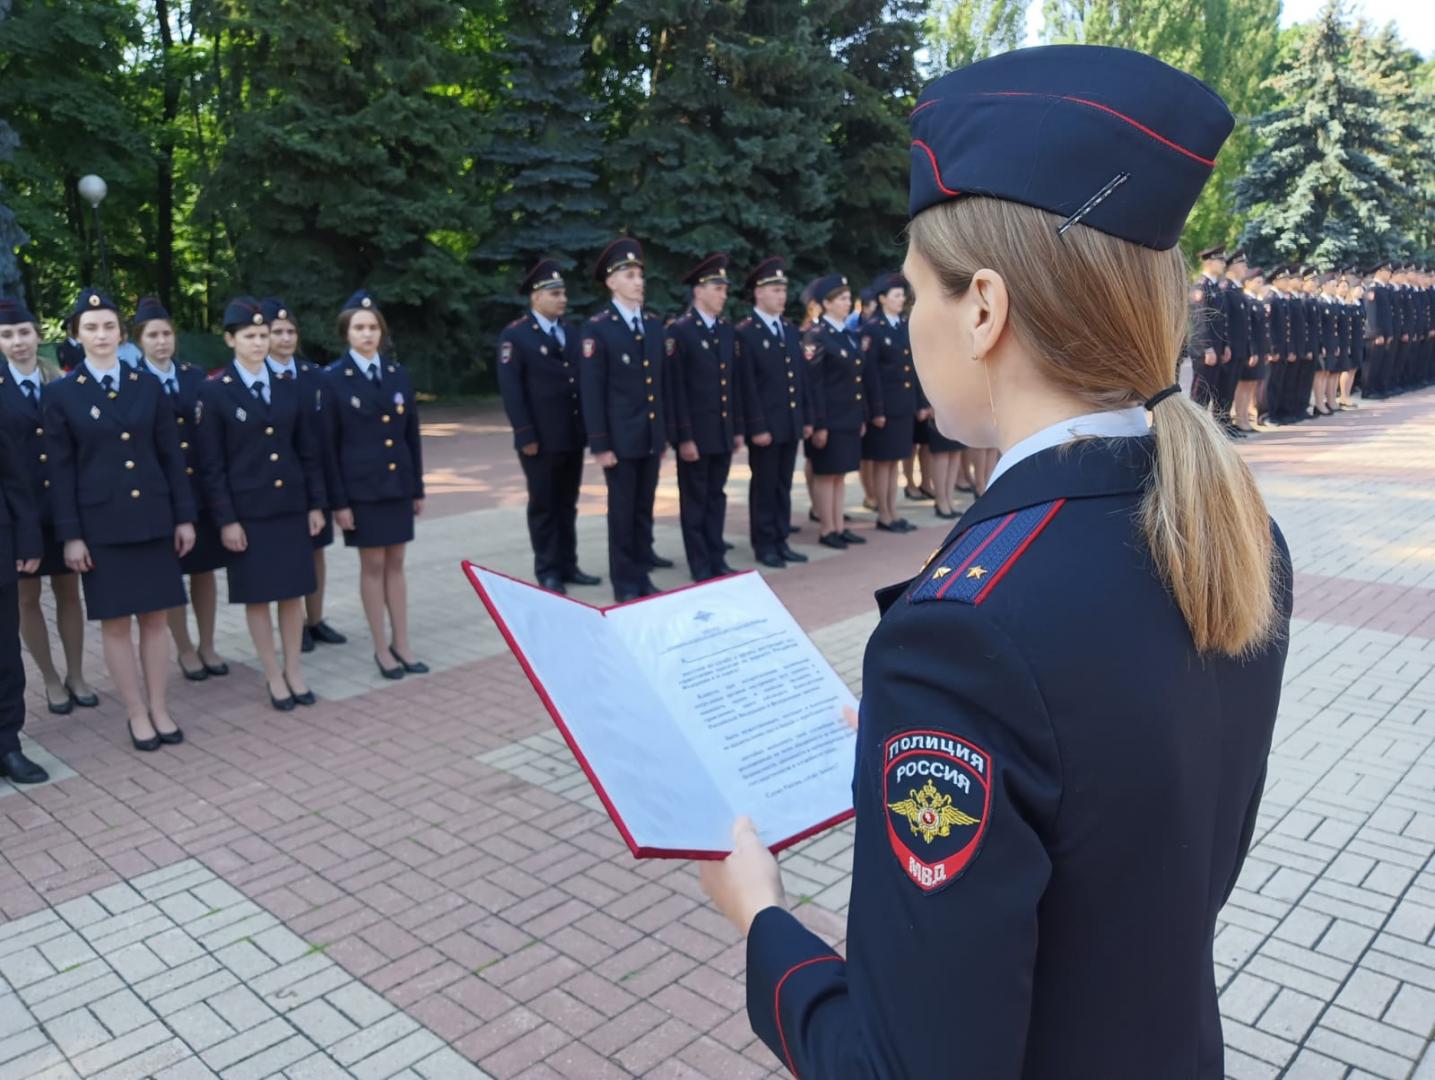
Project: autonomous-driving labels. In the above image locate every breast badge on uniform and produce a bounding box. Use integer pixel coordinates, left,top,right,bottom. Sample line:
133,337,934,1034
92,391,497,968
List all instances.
666,338,676,357
802,343,818,361
235,407,247,422
884,729,993,893
861,336,872,352
89,405,101,420
350,395,361,410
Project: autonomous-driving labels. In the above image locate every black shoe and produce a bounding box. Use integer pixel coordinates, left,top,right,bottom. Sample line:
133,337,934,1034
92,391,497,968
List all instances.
539,575,567,595
808,509,820,523
614,591,641,603
563,569,602,586
788,524,802,534
722,541,734,552
639,580,663,597
65,680,99,707
646,555,675,569
201,658,230,677
308,620,347,645
179,657,210,681
270,689,297,711
301,625,315,653
819,532,848,550
778,545,808,563
155,722,184,746
876,520,910,533
374,654,405,680
128,718,161,752
843,513,854,523
0,749,48,784
46,687,74,715
713,562,736,576
757,553,787,568
840,529,866,544
286,679,317,707
390,647,429,675
935,507,960,520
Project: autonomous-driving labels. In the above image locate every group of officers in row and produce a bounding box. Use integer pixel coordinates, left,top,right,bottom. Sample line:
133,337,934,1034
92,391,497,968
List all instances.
1187,247,1435,433
0,287,426,785
495,241,948,603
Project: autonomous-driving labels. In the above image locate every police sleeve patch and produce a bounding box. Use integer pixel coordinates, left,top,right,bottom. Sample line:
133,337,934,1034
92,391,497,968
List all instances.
500,341,513,364
582,338,596,358
665,337,676,357
884,729,993,893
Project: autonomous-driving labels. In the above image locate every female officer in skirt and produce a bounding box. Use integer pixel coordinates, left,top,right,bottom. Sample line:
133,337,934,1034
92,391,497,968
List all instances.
198,298,326,710
801,275,870,549
323,290,427,679
261,298,346,653
701,46,1292,1077
858,272,918,533
132,297,231,683
0,298,99,715
925,412,966,520
45,289,196,751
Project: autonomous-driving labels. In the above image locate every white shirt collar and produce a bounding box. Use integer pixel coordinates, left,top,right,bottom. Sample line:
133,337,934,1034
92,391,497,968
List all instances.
349,349,380,374
695,310,717,331
143,358,177,384
987,407,1150,490
822,315,847,333
531,312,557,336
84,357,123,385
7,362,40,388
234,362,268,391
611,299,643,326
266,355,298,378
884,312,903,329
754,308,782,334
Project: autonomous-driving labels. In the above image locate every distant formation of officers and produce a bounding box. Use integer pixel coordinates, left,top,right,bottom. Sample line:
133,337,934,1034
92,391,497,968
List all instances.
1187,249,1434,433
497,240,963,604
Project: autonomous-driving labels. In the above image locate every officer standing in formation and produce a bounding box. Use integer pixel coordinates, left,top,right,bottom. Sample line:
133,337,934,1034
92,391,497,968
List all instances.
666,254,743,583
580,239,671,602
702,43,1292,1076
735,257,809,569
859,272,921,534
496,260,600,595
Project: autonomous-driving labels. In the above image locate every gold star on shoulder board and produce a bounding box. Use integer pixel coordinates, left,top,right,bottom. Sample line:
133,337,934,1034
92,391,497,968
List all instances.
932,566,952,579
966,565,988,580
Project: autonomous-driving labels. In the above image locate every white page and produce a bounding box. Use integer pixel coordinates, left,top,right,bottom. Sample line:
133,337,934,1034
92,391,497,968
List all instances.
606,574,858,848
473,569,729,852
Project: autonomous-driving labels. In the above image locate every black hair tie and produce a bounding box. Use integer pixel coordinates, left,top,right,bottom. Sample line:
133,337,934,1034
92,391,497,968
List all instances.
1144,384,1181,411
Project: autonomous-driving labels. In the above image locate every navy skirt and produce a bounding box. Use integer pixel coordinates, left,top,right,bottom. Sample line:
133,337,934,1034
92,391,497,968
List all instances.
806,428,861,476
82,538,186,621
343,498,415,549
928,418,965,454
861,413,915,462
226,514,317,604
21,524,72,579
311,510,334,550
912,418,931,446
181,514,231,575
1238,356,1266,382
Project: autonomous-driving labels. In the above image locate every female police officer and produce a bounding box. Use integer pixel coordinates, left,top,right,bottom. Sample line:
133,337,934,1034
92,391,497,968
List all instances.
701,45,1291,1078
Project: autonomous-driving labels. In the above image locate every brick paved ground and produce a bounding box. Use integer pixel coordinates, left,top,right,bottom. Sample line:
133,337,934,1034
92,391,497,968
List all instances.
2,388,1434,1078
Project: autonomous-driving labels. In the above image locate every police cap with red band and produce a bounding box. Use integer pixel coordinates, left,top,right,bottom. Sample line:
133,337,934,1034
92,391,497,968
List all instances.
908,45,1234,251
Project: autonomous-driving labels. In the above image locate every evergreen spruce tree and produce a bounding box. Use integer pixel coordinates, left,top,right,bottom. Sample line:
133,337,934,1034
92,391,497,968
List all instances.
471,0,609,319
0,1,27,301
1350,22,1430,257
1235,1,1403,266
206,0,485,389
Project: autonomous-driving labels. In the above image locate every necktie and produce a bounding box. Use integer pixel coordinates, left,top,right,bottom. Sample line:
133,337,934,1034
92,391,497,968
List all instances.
279,371,294,380
771,320,783,343
101,374,115,395
631,316,642,335
368,365,381,386
251,381,267,404
165,377,177,396
20,380,37,404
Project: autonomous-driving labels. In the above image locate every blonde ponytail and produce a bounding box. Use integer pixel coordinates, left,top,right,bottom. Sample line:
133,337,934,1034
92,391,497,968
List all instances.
909,198,1277,657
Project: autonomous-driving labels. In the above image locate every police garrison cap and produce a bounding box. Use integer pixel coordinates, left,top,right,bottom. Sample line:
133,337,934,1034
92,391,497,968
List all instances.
909,45,1234,251
518,259,565,296
0,297,39,325
132,296,171,326
222,296,267,331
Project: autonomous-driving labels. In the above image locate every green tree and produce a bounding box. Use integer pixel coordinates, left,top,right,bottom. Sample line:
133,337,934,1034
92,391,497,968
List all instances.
924,0,1026,74
1235,1,1403,266
0,1,28,301
205,0,487,389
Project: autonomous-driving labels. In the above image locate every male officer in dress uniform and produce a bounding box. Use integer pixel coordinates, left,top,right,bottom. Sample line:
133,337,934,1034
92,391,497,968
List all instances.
735,257,810,570
1267,267,1302,424
1218,250,1252,433
1189,246,1228,407
497,261,600,595
580,239,670,603
665,254,743,583
0,311,45,784
1364,263,1394,398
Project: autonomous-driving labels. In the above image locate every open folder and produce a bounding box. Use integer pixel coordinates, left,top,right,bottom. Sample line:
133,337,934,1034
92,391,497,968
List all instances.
464,563,858,859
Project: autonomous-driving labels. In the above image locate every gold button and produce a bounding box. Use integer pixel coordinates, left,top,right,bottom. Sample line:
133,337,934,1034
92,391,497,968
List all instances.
856,393,863,400
35,427,43,436
388,462,397,471
180,441,189,450
274,479,284,488
643,361,650,368
264,426,274,436
384,438,394,448
645,377,653,385
788,387,796,395
381,415,391,424
855,359,862,367
43,479,50,488
177,417,185,426
38,453,47,463
721,411,728,418
789,403,797,410
648,411,656,420
721,395,728,402
124,460,135,469
788,372,795,380
185,466,194,476
120,432,131,441
904,382,912,389
647,394,655,402
130,489,140,498
904,366,912,372
720,379,727,386
269,452,279,462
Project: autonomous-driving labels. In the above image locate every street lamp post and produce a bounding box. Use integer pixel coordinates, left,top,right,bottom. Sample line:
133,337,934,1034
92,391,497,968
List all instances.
77,174,109,289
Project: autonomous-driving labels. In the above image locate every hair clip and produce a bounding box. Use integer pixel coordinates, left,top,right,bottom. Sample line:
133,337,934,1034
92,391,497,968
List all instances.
1057,173,1131,237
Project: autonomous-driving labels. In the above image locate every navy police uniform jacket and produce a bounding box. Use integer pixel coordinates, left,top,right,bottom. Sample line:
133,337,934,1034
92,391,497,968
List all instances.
664,312,739,454
0,373,58,533
282,358,342,520
1318,297,1339,360
1190,276,1227,357
496,316,585,453
147,363,209,517
745,437,1292,1079
196,364,326,527
0,420,41,586
734,315,807,445
802,319,871,432
321,354,424,508
1286,292,1307,360
580,304,666,459
1222,285,1252,360
860,316,922,418
43,366,196,545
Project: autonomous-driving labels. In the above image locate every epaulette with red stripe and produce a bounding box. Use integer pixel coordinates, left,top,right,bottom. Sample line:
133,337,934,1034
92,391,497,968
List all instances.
910,499,1065,605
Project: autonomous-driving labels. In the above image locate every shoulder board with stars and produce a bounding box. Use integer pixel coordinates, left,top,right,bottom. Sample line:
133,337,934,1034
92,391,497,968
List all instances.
909,499,1066,605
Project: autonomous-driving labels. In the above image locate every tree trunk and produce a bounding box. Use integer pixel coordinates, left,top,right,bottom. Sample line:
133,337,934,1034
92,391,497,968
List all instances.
155,0,178,310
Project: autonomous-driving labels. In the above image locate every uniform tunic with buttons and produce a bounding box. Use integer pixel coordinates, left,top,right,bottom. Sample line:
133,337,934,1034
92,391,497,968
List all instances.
322,353,424,549
802,318,870,476
736,313,807,559
270,356,340,550
666,311,738,581
0,366,67,576
859,315,920,462
497,315,586,581
43,363,194,620
197,363,325,604
746,434,1292,1079
148,360,230,575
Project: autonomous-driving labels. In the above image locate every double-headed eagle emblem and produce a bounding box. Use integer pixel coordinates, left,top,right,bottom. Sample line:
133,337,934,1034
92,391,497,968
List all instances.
889,779,981,844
